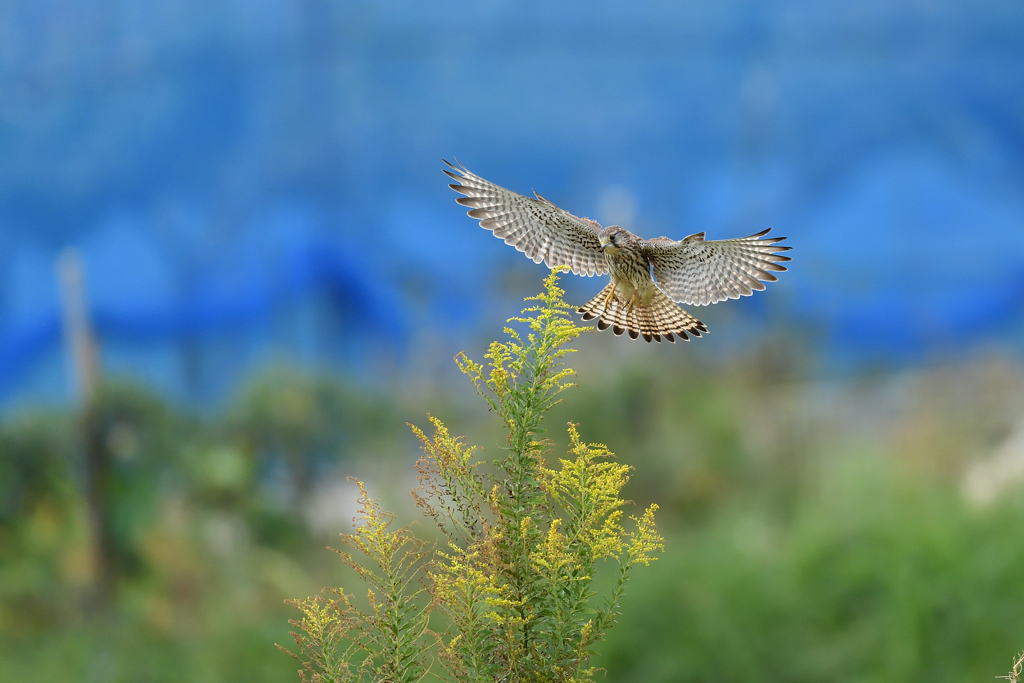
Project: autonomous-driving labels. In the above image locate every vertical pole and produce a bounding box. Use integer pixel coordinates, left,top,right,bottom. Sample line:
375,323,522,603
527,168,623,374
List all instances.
57,250,100,402
56,249,111,604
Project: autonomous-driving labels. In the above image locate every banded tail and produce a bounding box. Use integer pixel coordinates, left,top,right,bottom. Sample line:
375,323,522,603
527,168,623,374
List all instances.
578,283,708,343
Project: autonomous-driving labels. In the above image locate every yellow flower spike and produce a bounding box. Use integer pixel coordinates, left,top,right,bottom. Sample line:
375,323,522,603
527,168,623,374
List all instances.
628,504,665,566
519,516,532,537
579,619,593,645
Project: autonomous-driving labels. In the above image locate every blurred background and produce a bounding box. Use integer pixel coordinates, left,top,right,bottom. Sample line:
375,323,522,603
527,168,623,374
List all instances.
2,1,1024,681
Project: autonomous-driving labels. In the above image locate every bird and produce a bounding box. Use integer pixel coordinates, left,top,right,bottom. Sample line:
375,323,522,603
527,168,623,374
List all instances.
443,160,791,343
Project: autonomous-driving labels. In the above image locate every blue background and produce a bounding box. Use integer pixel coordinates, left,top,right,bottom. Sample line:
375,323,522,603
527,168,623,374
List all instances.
3,0,1023,405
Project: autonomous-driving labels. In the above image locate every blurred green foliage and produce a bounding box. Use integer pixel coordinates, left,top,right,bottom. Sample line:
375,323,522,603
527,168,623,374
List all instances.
599,458,1024,682
0,368,404,682
1,348,1024,681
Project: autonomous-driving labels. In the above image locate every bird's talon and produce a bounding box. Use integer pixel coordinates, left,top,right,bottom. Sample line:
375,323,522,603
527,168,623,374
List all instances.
625,291,641,313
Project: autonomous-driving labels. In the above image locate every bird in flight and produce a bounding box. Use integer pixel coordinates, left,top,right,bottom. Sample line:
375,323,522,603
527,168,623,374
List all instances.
444,160,791,343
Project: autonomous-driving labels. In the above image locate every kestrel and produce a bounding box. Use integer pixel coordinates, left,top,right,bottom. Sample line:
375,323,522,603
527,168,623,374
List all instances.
444,160,791,343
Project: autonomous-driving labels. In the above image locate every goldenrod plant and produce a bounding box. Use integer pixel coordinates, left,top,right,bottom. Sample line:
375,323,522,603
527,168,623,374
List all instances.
282,270,663,683
280,481,432,683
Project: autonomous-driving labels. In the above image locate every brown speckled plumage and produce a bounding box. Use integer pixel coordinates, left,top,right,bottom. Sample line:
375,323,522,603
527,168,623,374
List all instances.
444,160,791,343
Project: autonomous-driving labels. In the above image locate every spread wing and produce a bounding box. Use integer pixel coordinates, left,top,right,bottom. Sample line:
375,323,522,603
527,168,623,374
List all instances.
444,160,608,277
643,229,792,306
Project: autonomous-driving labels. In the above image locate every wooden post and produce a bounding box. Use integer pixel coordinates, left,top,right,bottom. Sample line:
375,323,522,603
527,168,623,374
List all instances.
57,250,100,401
56,249,112,604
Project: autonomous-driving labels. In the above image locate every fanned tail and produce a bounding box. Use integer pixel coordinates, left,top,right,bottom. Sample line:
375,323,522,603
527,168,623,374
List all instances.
577,284,707,343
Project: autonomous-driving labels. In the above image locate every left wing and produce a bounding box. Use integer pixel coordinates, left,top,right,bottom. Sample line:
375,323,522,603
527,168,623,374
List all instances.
643,229,791,306
444,160,609,277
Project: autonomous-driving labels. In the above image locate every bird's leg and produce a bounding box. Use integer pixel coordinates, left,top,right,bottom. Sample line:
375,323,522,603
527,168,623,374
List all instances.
603,284,617,310
625,289,641,313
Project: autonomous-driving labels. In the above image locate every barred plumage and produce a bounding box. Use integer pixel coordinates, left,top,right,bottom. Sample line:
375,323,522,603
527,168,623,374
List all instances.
445,160,791,343
578,283,707,342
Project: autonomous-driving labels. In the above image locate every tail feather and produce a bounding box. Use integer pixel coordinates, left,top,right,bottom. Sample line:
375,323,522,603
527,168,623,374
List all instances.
578,283,610,321
640,305,660,343
606,295,635,337
577,284,706,343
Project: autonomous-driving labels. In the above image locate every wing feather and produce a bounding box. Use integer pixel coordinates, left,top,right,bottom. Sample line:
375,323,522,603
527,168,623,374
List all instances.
643,229,791,306
444,160,608,277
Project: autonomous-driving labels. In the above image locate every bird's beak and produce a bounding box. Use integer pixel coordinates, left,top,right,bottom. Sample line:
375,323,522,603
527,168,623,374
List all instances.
599,238,609,251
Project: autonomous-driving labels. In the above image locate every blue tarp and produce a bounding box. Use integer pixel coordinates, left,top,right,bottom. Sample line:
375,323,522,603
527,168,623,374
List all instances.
1,0,1023,403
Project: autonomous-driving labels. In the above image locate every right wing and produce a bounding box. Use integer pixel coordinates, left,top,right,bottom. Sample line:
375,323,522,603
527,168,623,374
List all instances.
643,229,792,305
444,160,608,277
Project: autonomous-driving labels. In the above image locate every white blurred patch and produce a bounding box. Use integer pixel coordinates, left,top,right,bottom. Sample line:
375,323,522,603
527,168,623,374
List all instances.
302,477,363,535
204,513,249,559
963,421,1024,505
597,185,636,227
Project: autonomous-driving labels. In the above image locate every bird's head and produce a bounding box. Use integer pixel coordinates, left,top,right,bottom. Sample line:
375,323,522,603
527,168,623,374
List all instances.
599,226,627,254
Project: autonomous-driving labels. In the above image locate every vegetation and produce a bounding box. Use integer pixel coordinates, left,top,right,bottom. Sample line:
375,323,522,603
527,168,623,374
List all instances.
282,270,664,682
2,278,1024,682
1003,652,1024,683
